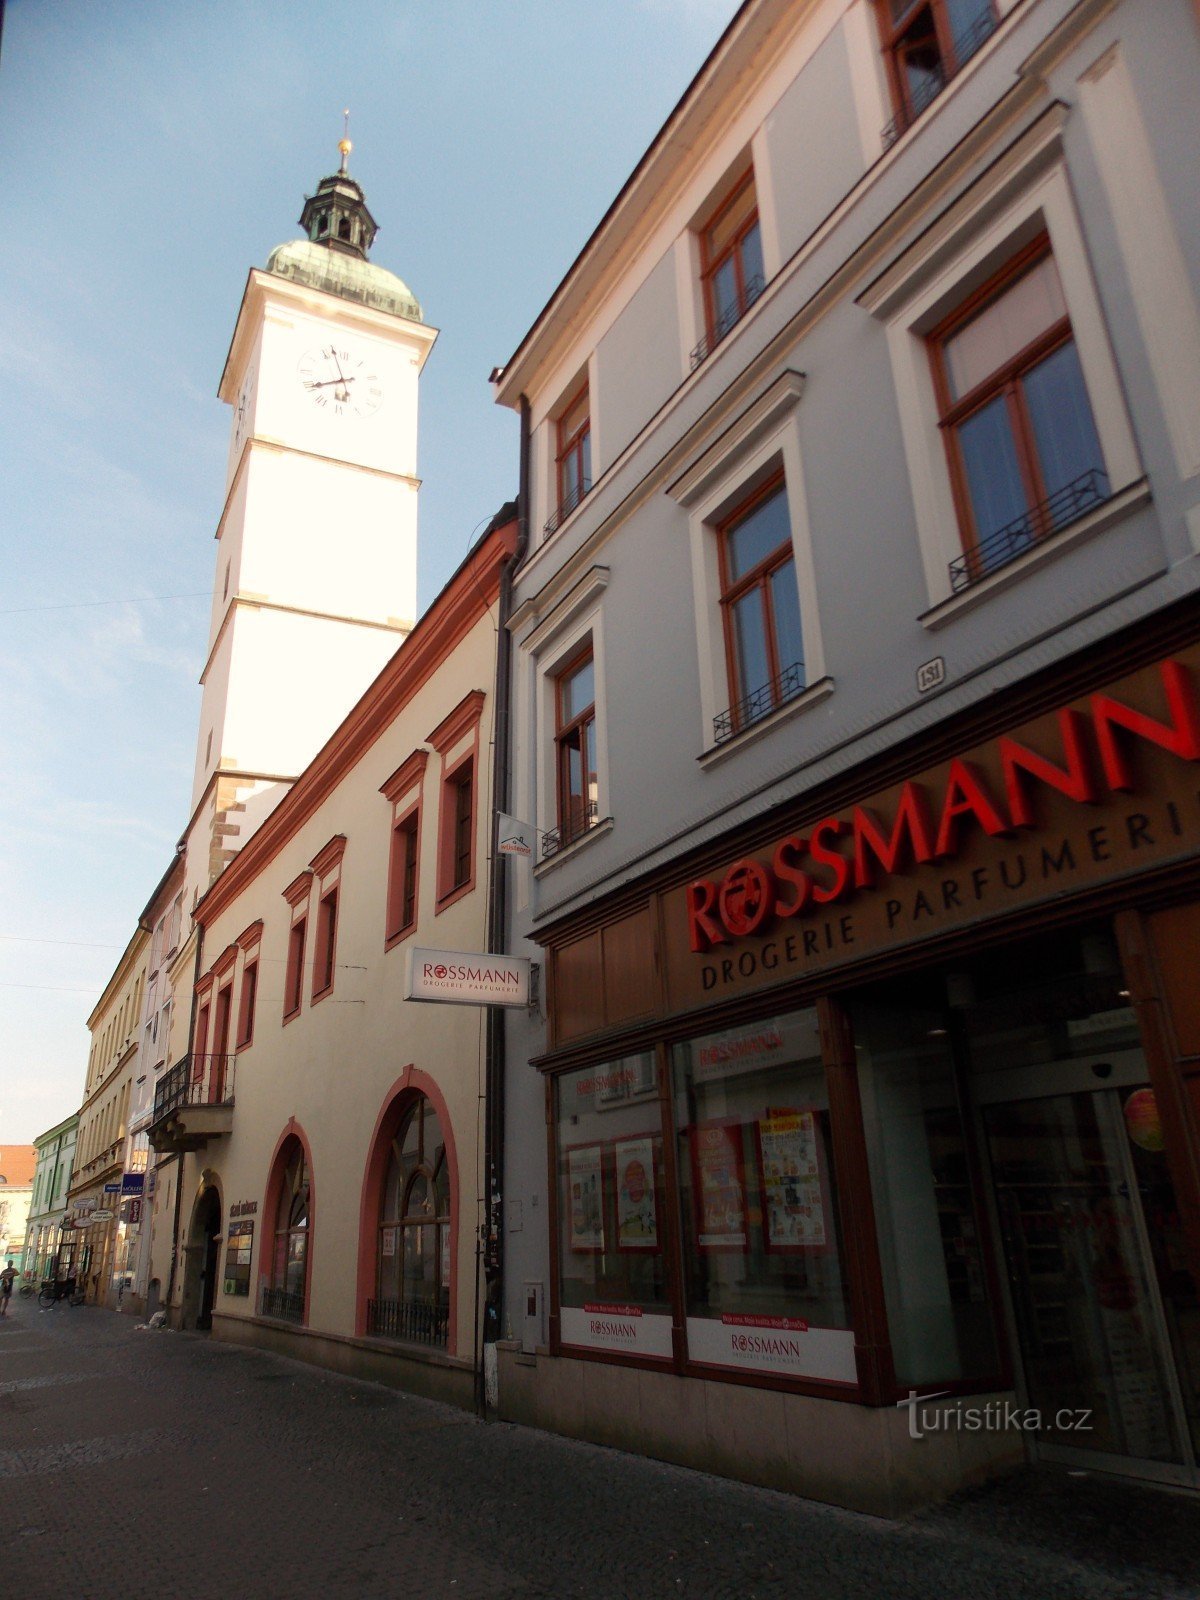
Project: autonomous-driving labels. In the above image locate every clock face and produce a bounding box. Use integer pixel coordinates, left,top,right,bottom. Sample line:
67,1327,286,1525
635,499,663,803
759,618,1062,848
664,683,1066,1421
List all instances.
233,367,255,449
297,344,385,418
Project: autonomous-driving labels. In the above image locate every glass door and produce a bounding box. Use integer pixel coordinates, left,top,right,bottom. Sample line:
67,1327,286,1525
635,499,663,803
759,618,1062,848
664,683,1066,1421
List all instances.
982,1085,1200,1485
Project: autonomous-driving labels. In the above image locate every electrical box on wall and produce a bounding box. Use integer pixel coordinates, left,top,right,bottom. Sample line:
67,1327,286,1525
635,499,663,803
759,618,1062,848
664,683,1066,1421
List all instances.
522,1280,544,1354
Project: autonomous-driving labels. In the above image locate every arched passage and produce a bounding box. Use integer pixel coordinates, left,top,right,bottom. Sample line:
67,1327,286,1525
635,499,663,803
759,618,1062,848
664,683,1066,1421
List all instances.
181,1180,222,1331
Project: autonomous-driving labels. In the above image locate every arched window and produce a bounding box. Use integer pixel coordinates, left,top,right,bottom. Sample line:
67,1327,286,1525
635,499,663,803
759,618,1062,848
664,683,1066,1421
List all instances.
264,1139,308,1323
369,1096,449,1347
338,216,352,241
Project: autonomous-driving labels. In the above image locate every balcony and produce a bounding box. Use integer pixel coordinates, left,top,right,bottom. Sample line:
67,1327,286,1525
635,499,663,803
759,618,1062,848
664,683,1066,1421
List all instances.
539,799,600,862
690,273,766,370
948,468,1111,594
366,1294,448,1350
148,1053,235,1154
881,7,998,150
542,475,593,541
713,659,806,745
261,1285,305,1324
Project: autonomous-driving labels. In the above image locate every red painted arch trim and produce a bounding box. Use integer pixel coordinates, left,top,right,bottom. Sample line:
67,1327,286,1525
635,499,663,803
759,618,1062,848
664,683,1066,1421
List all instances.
260,1118,316,1328
355,1068,462,1355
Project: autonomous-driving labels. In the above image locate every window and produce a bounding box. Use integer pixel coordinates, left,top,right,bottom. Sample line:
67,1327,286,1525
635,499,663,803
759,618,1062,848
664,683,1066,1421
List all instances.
284,918,306,1020
450,764,473,892
368,1096,450,1348
930,241,1108,591
312,888,338,1001
264,1138,308,1323
550,382,591,533
237,959,258,1049
428,690,484,907
716,476,805,740
695,171,765,367
877,0,997,145
387,810,420,941
555,649,598,848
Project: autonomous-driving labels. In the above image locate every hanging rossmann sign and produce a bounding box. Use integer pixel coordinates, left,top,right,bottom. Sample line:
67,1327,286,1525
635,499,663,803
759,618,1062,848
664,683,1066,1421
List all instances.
661,652,1200,1009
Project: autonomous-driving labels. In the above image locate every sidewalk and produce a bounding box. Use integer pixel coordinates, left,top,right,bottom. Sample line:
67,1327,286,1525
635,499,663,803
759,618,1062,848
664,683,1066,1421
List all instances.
2,1303,1196,1599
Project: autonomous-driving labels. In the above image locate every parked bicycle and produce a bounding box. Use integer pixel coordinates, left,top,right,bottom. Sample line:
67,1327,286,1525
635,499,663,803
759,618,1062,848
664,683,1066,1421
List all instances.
38,1276,78,1308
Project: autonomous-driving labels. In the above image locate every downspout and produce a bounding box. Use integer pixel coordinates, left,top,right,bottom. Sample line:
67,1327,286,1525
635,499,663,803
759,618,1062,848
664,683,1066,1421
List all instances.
165,920,204,1320
481,397,531,1409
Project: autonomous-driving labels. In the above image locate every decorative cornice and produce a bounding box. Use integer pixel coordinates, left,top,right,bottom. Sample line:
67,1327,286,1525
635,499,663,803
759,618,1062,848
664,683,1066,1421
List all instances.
380,748,429,804
235,919,264,953
309,834,348,879
427,689,486,757
282,870,314,908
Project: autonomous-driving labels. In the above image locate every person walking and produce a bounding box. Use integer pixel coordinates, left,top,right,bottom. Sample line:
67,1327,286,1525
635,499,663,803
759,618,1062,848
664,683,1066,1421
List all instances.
0,1260,16,1316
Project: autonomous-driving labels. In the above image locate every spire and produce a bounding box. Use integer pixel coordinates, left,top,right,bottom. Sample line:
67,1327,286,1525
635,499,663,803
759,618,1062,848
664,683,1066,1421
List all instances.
298,113,378,261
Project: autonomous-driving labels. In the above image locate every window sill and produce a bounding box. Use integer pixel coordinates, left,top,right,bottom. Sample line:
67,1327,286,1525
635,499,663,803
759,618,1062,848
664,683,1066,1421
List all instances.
235,1038,253,1055
698,676,834,769
919,478,1151,631
534,814,613,877
282,1006,301,1027
385,923,417,953
310,984,334,1008
434,879,476,916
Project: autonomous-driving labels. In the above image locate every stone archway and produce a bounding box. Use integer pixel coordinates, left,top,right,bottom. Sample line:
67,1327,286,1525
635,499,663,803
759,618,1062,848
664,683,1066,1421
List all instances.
181,1183,222,1331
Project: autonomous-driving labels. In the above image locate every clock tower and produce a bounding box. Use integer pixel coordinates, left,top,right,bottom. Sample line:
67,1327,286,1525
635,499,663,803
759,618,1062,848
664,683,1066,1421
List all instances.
186,135,436,896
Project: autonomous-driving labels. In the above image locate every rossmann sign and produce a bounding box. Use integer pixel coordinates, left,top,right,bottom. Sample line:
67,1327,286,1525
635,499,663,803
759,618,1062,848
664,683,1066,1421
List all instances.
404,947,531,1007
664,654,1200,1005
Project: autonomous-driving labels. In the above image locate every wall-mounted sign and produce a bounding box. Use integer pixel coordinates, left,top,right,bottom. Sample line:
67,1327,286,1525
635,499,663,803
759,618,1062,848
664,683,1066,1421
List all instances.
405,947,530,1007
497,812,535,858
121,1172,145,1196
223,1220,254,1297
91,1209,114,1224
103,1182,121,1194
229,1200,258,1219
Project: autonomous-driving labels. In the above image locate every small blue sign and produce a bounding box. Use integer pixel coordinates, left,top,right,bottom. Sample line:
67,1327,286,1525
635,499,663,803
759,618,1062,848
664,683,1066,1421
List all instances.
103,1181,121,1193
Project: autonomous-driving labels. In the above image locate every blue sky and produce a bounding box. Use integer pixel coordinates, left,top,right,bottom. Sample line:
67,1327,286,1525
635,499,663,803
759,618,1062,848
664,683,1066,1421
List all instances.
0,0,738,1143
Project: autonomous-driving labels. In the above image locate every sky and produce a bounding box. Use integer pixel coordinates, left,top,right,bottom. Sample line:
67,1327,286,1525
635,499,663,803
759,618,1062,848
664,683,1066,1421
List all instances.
0,0,740,1144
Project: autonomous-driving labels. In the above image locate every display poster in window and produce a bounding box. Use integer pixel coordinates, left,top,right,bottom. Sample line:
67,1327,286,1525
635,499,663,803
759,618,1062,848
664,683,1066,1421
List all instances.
381,1226,396,1259
566,1144,605,1252
560,1302,674,1360
614,1137,658,1251
223,1220,254,1297
757,1108,828,1252
690,1122,748,1250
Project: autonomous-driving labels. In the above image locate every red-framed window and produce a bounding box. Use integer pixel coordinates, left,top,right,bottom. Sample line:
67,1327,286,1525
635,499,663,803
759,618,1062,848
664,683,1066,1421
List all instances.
555,647,598,847
700,171,764,352
284,917,306,1021
266,1138,309,1323
717,475,805,735
876,0,997,141
237,958,258,1049
387,807,420,942
370,1094,451,1349
311,887,339,1001
449,761,474,894
428,691,484,910
928,237,1107,587
555,383,591,524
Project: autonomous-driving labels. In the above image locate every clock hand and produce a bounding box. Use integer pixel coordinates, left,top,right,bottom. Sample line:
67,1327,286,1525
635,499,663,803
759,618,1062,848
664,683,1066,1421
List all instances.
305,375,357,389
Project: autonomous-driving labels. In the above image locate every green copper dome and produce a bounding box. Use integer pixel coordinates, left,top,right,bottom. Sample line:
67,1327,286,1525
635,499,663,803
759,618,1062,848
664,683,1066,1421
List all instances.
266,238,422,323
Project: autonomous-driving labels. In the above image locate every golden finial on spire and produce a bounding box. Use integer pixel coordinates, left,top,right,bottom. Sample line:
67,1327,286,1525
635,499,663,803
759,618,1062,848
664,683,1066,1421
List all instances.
338,108,352,174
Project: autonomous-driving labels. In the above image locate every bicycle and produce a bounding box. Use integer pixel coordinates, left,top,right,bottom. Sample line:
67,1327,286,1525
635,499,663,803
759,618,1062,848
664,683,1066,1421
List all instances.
38,1278,77,1309
18,1279,36,1298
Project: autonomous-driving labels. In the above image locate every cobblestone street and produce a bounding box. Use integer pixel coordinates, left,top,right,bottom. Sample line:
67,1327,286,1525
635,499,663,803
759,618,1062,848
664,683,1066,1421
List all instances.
2,1303,1197,1600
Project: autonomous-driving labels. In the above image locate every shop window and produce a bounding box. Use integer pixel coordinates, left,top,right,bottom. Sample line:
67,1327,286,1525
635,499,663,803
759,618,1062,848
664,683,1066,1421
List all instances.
715,475,805,742
547,382,592,536
877,0,998,147
284,918,306,1021
386,807,420,942
554,1053,672,1359
264,1137,309,1323
930,241,1108,592
851,984,1002,1389
671,1008,855,1383
368,1095,450,1348
554,647,599,850
693,170,765,368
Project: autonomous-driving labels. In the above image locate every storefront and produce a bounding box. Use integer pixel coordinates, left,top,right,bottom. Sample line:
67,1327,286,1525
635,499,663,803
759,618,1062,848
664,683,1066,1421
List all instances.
505,641,1200,1509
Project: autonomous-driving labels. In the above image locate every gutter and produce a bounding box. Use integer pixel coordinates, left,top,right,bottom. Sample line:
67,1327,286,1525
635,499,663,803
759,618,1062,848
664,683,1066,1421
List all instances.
164,920,205,1322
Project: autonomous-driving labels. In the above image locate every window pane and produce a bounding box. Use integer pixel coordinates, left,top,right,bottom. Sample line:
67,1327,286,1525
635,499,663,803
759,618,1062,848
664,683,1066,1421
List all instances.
554,1054,670,1357
732,589,771,700
672,1010,853,1379
707,179,756,258
403,1222,436,1297
769,559,804,685
560,657,594,724
726,486,790,580
560,390,588,443
946,0,994,52
561,448,582,506
1023,339,1105,508
852,987,1000,1387
740,219,764,295
944,256,1066,401
955,392,1030,560
710,256,739,334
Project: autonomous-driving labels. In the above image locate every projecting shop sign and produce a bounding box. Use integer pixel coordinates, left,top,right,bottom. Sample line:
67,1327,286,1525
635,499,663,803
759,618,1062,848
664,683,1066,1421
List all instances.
404,947,530,1008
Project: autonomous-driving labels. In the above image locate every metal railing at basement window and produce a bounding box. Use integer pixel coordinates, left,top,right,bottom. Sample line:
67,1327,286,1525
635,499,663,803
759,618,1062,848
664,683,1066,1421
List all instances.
948,467,1111,594
713,660,806,746
539,799,600,862
260,1286,305,1324
881,8,998,150
690,273,767,370
151,1053,235,1125
542,475,593,541
366,1295,449,1349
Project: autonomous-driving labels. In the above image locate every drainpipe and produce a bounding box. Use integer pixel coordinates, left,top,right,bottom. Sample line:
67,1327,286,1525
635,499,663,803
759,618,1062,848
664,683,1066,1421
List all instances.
481,397,530,1408
164,920,204,1320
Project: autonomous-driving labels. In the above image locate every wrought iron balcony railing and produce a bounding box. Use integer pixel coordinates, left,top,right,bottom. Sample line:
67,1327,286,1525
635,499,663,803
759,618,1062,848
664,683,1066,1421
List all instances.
366,1294,449,1350
151,1053,235,1126
948,467,1111,594
713,660,806,745
539,799,600,862
261,1285,305,1324
881,8,998,149
690,273,766,370
543,475,593,541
